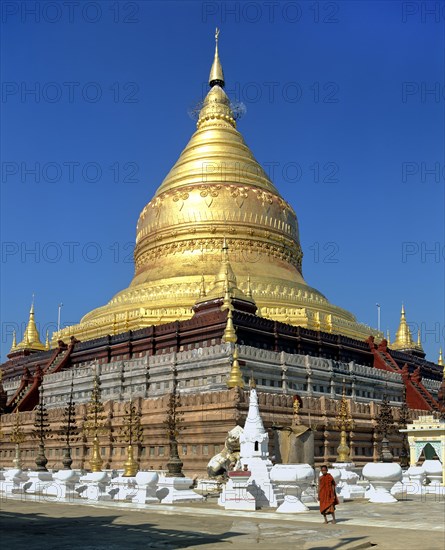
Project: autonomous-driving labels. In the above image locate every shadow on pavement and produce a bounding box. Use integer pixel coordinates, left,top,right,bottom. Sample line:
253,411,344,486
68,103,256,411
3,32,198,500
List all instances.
0,509,241,549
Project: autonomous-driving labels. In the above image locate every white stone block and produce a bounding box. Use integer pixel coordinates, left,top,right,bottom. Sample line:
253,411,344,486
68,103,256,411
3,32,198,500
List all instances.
77,471,112,501
132,471,159,504
157,476,204,504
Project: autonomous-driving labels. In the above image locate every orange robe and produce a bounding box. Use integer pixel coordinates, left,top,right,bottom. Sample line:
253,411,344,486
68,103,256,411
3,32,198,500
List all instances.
319,473,338,515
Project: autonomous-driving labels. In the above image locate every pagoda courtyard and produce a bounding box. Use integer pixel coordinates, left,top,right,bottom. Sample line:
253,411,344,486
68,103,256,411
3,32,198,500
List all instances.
1,28,444,550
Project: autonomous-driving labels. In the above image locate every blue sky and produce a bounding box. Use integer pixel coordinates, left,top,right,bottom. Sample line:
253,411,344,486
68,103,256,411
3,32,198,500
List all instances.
1,1,444,363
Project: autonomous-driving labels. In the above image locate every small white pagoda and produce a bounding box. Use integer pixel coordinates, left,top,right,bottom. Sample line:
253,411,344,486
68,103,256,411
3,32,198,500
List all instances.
219,382,282,509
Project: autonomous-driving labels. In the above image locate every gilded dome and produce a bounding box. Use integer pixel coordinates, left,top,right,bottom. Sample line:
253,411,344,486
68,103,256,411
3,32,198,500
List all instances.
56,33,379,344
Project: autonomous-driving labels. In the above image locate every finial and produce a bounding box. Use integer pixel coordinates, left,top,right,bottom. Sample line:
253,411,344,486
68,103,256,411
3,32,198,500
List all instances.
227,344,244,388
246,275,252,298
199,275,207,298
438,348,444,367
222,308,237,343
30,293,35,314
401,303,405,316
45,330,50,350
386,329,390,345
10,329,17,351
416,328,423,350
209,28,225,88
222,237,229,257
223,267,231,301
249,371,256,389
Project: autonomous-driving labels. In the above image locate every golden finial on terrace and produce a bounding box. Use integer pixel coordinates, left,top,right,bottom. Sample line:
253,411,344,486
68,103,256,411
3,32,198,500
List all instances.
416,329,423,351
227,345,244,388
10,329,17,352
246,275,253,299
222,308,237,344
438,348,444,367
335,383,353,463
45,330,50,350
199,275,207,298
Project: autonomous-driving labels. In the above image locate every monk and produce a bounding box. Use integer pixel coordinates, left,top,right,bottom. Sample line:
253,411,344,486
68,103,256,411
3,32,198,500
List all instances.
318,465,338,524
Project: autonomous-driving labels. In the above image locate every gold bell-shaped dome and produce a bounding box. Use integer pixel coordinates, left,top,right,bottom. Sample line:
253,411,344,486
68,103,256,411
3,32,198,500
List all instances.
56,31,379,344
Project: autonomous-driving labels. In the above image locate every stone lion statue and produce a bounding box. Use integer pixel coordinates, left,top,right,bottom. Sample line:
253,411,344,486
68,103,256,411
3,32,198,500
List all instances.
207,425,244,478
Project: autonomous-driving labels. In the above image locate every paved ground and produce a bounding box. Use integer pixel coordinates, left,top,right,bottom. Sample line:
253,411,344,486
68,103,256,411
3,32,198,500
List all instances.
0,493,444,549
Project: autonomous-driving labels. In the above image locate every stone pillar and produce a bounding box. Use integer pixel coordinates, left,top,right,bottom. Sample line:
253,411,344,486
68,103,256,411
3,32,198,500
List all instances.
351,377,356,400
349,430,355,462
280,352,288,393
330,378,336,399
305,357,313,396
323,429,329,463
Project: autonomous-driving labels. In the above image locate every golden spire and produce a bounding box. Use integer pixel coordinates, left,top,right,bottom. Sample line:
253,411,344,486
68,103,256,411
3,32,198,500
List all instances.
45,330,50,351
386,329,391,346
246,275,253,299
227,345,244,388
392,304,416,351
10,330,17,352
199,275,207,298
438,348,444,367
416,329,423,351
249,372,256,389
205,239,253,305
222,308,237,343
209,28,224,88
15,299,46,352
221,267,232,309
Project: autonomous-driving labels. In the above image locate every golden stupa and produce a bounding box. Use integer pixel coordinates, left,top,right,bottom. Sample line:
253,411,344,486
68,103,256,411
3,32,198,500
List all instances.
12,301,47,353
391,304,423,352
54,31,379,344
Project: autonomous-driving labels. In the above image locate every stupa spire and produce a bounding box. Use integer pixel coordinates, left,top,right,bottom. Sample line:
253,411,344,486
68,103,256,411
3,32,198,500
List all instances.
244,384,265,437
10,329,17,352
438,348,444,367
416,329,423,351
209,28,224,88
227,344,244,388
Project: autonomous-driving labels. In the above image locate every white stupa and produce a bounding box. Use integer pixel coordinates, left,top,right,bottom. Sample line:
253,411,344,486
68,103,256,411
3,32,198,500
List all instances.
218,383,283,509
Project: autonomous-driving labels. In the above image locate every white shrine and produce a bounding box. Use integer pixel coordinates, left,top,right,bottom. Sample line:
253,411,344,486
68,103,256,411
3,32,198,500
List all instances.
401,415,445,486
219,384,282,509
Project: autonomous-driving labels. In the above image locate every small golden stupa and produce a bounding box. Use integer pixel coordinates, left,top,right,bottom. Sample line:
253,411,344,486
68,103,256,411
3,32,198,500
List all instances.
391,304,423,352
11,300,46,353
54,30,379,345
